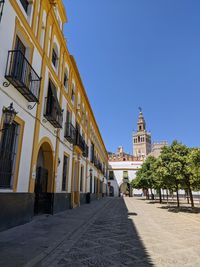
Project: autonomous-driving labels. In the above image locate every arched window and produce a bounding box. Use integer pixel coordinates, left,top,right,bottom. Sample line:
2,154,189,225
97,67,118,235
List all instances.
52,43,59,69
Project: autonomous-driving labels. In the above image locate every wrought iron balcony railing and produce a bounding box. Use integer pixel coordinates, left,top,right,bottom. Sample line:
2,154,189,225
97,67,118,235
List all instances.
64,122,76,144
83,142,89,158
44,97,63,128
5,50,41,102
75,131,85,152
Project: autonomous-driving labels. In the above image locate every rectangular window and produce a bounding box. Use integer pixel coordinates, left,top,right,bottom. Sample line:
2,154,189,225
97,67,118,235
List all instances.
52,48,58,67
80,165,84,192
0,122,20,188
64,72,68,90
19,0,29,13
90,143,94,163
71,84,75,103
109,171,114,180
62,155,68,191
123,171,128,178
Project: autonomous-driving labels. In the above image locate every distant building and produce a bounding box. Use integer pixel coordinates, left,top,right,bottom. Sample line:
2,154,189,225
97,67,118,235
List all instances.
108,147,143,197
133,109,151,158
149,141,168,158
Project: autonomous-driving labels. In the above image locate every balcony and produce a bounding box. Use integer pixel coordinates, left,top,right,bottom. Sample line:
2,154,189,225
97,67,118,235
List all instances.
64,122,76,144
83,143,89,158
5,50,41,102
75,131,85,152
44,97,63,128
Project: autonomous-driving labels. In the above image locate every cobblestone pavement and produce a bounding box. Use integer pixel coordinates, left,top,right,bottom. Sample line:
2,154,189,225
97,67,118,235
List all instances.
1,197,200,267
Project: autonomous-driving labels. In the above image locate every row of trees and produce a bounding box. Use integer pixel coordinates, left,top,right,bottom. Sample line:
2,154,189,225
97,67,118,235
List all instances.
131,141,200,207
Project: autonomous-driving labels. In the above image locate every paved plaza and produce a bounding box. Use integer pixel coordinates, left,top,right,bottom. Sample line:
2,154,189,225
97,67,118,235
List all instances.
0,197,200,267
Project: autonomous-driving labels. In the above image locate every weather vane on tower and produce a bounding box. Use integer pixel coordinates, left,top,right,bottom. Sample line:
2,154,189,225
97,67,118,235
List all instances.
138,107,142,112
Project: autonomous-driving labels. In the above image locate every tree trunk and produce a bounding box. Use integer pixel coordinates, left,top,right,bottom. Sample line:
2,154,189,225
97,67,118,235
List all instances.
145,189,149,200
175,180,180,208
166,189,169,203
159,188,162,204
188,184,194,208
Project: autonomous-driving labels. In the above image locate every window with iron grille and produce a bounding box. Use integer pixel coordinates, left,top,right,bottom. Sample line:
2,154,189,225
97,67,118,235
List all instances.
90,143,94,163
62,155,68,191
0,122,20,188
19,0,29,13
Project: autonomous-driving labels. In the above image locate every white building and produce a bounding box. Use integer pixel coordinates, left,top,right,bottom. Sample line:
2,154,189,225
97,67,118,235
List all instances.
108,147,143,197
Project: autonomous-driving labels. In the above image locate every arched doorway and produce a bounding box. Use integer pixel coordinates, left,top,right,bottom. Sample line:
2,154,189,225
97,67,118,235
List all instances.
34,140,54,215
120,182,132,197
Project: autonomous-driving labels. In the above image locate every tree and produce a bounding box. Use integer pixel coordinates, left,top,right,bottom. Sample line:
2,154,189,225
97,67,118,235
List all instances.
188,148,200,191
160,141,196,208
132,156,157,200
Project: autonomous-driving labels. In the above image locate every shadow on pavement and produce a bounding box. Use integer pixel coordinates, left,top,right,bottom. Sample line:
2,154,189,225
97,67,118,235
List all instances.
59,198,154,267
0,198,154,267
158,205,200,214
127,212,138,216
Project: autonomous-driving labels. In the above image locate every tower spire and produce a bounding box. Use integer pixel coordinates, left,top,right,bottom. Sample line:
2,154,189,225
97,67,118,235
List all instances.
133,108,151,157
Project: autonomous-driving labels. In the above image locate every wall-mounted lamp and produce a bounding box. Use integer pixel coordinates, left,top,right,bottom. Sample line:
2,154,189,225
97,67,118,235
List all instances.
0,103,17,131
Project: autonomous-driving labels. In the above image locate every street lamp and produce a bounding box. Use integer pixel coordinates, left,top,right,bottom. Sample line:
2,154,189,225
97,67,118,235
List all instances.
0,103,17,131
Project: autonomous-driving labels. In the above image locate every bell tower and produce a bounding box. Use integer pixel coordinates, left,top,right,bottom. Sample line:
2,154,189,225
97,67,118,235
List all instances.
133,108,151,158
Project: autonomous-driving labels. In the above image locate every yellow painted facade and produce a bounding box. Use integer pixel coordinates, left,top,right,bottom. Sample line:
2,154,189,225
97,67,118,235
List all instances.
0,0,108,226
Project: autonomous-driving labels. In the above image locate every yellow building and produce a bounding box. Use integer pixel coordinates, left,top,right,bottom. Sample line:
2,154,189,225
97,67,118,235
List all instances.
0,0,108,231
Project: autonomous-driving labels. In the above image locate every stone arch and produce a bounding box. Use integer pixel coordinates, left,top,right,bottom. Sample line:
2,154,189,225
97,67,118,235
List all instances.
35,137,54,192
34,138,55,214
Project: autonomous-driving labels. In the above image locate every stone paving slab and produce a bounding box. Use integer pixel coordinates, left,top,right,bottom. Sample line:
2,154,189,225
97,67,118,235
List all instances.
125,198,200,267
0,198,111,267
1,197,200,266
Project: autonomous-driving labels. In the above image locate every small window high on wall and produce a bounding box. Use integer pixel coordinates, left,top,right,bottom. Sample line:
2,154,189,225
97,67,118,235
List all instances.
71,84,75,103
52,44,59,69
64,69,69,91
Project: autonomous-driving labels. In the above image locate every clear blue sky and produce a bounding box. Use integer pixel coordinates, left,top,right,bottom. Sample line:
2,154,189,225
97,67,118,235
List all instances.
64,0,200,153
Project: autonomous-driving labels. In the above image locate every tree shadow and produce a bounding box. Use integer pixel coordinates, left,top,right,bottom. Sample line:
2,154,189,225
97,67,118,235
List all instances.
128,212,138,216
158,205,200,214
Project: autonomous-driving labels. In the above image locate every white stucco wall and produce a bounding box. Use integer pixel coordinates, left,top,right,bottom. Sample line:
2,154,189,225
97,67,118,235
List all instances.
108,161,143,197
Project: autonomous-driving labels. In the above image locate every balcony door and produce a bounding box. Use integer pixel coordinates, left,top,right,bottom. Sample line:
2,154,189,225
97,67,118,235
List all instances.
13,36,26,83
